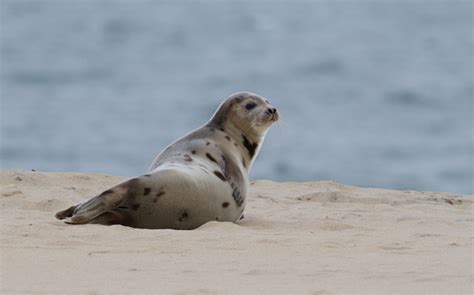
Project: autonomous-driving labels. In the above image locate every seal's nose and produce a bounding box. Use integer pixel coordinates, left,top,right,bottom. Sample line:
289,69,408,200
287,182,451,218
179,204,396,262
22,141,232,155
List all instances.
267,107,279,122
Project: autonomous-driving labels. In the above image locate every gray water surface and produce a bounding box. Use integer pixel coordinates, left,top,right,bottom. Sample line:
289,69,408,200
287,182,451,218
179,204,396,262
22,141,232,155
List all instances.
1,0,472,194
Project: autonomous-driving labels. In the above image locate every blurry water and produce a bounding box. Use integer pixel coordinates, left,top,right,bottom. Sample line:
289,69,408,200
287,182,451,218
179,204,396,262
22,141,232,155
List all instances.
1,0,472,194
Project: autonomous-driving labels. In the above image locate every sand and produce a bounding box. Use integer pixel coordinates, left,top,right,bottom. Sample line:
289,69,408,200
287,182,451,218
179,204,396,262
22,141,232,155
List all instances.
0,169,472,294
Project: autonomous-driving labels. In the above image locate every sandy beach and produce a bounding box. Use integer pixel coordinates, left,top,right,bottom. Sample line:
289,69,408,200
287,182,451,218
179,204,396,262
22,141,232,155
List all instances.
0,169,472,294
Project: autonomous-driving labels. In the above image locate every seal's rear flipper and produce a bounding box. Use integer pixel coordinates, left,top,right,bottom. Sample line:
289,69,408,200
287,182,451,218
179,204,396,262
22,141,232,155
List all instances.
55,205,77,220
55,178,139,225
86,211,125,225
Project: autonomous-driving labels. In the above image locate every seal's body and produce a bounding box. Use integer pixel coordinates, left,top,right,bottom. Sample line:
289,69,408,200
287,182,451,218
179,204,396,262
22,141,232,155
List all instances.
55,92,279,229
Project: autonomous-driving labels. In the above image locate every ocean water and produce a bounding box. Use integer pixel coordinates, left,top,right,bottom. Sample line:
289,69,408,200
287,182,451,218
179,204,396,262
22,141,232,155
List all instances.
1,0,472,194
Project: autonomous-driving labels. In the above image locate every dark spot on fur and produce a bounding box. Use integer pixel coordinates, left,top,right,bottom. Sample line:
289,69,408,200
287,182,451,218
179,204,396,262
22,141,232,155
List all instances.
265,100,269,104
225,136,231,141
101,189,114,196
232,185,244,207
219,128,225,132
210,128,215,132
242,135,258,158
144,188,151,196
191,150,196,154
222,202,230,208
215,217,219,221
242,157,247,168
213,171,227,181
234,143,238,147
184,154,193,162
239,214,245,220
178,210,189,222
151,192,162,203
144,174,151,177
206,153,217,163
156,191,165,198
206,141,210,146
131,204,140,210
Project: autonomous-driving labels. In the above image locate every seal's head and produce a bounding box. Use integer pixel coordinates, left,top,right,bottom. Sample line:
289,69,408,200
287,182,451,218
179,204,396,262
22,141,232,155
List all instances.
210,92,279,138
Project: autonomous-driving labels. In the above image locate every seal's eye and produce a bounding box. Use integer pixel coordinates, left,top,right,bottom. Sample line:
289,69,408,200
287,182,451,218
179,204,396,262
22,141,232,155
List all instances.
245,102,257,110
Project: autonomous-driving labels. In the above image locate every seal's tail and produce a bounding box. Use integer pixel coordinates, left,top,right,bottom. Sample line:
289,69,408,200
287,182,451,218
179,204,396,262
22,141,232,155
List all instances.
55,177,140,225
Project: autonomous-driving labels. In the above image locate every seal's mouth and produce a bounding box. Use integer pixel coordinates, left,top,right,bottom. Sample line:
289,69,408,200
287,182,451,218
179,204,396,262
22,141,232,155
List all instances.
271,110,280,122
256,107,279,126
265,108,279,123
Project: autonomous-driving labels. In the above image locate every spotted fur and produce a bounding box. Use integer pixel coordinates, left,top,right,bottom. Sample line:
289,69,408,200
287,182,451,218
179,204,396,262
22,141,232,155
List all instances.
213,171,226,181
242,135,258,158
206,153,218,163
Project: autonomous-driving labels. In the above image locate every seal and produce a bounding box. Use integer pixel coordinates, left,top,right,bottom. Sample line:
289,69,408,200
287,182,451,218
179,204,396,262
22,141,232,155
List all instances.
55,92,279,229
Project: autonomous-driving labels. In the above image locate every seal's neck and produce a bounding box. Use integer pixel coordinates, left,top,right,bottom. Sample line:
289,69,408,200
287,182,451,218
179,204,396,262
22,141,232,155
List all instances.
208,120,264,172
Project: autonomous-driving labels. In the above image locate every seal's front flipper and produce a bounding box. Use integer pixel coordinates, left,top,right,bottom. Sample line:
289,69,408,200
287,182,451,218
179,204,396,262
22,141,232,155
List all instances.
55,178,139,225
